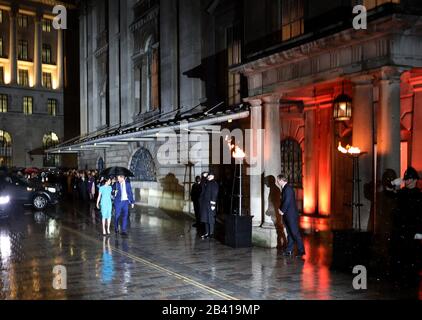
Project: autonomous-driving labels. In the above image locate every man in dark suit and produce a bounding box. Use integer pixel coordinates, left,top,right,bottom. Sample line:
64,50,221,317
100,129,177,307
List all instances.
113,175,135,236
277,175,305,257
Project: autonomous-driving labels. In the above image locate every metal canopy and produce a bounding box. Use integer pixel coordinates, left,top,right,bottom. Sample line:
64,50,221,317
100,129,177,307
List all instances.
46,107,250,154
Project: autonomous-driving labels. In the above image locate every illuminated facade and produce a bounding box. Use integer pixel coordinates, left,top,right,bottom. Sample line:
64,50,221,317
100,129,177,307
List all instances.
236,0,422,246
0,0,65,167
51,0,422,247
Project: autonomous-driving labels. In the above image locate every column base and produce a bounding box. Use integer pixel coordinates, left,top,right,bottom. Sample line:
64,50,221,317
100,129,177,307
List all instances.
252,226,281,248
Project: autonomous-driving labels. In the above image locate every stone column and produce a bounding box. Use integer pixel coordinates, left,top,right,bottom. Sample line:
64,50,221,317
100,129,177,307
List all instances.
57,28,64,89
352,75,374,231
34,12,43,88
248,99,263,227
376,67,402,183
262,95,281,227
8,8,17,85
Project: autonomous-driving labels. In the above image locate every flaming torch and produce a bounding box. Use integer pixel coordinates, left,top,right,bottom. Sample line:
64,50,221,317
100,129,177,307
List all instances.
337,141,366,231
225,136,246,216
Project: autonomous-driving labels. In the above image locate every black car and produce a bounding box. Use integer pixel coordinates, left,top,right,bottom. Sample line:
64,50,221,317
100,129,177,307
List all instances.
0,175,59,210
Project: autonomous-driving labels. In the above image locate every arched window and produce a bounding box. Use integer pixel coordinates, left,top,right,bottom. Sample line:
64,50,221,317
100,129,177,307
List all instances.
140,36,159,113
43,132,59,167
280,138,303,188
130,148,156,182
0,130,12,167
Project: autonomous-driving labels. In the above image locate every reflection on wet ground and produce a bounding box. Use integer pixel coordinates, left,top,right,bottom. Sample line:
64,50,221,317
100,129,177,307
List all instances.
0,201,420,300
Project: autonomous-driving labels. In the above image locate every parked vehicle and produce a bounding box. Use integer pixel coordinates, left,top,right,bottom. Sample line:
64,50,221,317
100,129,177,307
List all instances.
0,175,59,210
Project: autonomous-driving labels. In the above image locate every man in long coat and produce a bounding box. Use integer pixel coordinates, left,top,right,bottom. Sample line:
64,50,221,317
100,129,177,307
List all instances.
200,171,219,239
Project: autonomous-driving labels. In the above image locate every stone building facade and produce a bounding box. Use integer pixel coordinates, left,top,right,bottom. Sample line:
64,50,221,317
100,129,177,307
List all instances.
51,0,422,247
0,0,70,168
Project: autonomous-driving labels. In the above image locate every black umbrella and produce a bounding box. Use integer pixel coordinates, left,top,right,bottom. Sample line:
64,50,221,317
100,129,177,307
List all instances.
101,167,134,178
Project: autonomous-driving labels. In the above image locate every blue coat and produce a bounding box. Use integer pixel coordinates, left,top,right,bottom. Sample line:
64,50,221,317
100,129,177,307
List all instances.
280,185,298,218
113,180,135,206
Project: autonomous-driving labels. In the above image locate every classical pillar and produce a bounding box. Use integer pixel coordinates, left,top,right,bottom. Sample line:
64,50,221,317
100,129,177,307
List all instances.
376,67,402,182
303,109,316,214
248,99,263,227
262,95,281,227
57,28,64,89
34,12,43,87
8,8,17,85
352,75,374,231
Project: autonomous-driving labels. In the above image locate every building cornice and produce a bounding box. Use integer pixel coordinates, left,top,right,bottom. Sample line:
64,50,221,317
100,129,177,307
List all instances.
232,14,422,76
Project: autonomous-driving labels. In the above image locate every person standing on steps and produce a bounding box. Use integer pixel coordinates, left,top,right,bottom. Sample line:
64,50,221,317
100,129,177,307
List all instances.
277,175,306,258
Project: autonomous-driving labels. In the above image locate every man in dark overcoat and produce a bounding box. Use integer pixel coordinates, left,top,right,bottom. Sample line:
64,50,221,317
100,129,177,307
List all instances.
200,171,219,239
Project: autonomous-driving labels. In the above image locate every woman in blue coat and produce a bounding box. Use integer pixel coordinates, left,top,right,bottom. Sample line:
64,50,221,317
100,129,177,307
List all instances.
97,178,113,236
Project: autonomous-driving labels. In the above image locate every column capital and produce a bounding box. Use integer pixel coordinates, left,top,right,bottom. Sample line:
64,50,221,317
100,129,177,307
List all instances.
351,74,374,86
262,94,280,105
375,66,408,83
244,98,262,108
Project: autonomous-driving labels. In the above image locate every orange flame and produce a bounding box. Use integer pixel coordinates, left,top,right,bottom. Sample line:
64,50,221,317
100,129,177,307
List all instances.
225,135,246,159
338,142,361,155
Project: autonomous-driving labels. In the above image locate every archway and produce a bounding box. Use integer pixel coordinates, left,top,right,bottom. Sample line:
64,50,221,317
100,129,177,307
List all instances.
281,138,303,213
130,147,156,181
0,130,12,167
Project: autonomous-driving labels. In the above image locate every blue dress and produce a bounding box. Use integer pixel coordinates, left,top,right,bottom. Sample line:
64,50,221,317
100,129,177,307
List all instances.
99,185,113,220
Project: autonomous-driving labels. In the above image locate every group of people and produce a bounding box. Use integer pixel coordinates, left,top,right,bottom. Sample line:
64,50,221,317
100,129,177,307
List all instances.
190,171,219,239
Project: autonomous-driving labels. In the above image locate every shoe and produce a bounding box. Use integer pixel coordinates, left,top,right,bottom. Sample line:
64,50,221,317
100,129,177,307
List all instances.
282,251,293,257
121,232,128,237
115,230,119,234
295,252,306,258
201,234,209,239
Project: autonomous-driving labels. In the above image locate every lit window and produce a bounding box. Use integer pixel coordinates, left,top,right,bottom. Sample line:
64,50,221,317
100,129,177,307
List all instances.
0,10,3,24
42,19,51,32
18,40,29,60
42,44,52,64
18,69,29,86
0,37,3,57
282,0,304,41
0,94,7,112
43,72,52,89
0,67,4,84
17,14,28,28
47,99,57,116
363,0,400,10
227,24,242,106
23,96,33,115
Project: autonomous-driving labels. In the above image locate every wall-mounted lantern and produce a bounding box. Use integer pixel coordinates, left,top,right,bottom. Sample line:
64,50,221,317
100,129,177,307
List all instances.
333,82,352,121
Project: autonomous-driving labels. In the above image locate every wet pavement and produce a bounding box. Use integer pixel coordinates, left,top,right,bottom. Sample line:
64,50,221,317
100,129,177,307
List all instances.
0,200,420,300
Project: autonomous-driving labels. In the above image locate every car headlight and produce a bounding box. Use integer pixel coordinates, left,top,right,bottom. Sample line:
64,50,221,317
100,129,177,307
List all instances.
46,187,56,193
27,187,34,192
0,196,10,205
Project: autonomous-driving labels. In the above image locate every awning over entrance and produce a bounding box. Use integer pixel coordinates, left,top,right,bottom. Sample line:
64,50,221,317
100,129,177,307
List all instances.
46,105,250,154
